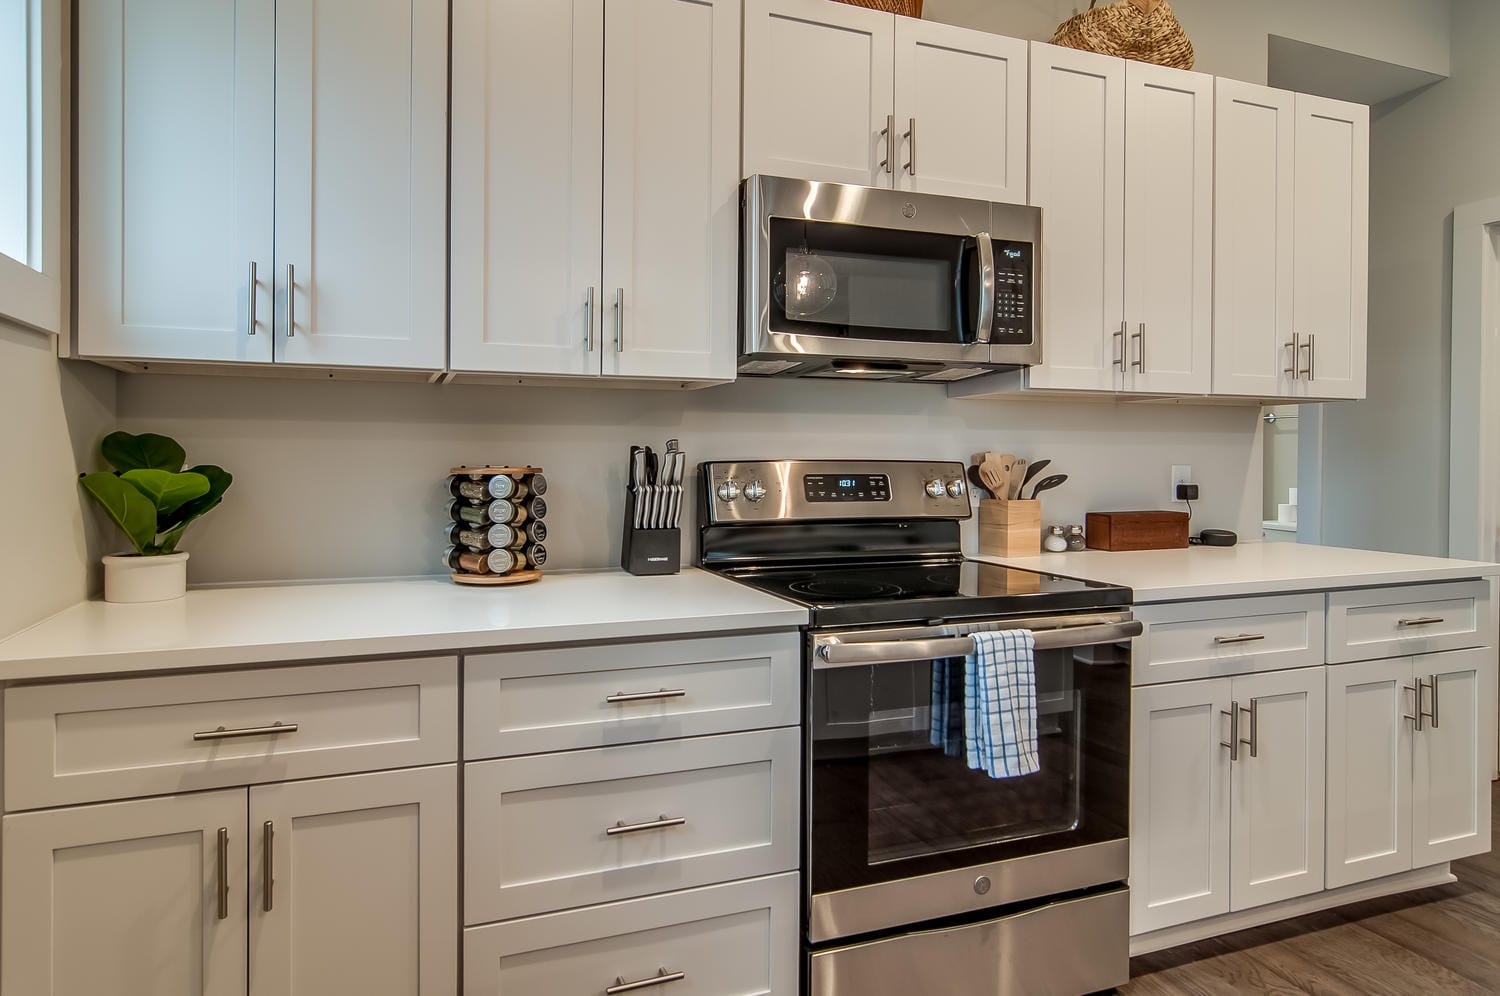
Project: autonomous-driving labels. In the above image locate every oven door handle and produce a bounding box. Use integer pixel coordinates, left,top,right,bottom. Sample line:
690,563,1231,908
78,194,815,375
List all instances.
814,620,1143,669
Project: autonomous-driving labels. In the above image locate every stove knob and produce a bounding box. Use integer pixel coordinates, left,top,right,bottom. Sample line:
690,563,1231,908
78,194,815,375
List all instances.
924,479,947,499
946,479,966,499
716,480,742,502
744,481,768,502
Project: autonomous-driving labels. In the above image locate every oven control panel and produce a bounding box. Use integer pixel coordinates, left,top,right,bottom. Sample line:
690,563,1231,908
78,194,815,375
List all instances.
702,460,970,523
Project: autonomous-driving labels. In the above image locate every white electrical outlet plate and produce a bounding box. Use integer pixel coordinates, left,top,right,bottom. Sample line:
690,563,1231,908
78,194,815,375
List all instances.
1171,465,1192,502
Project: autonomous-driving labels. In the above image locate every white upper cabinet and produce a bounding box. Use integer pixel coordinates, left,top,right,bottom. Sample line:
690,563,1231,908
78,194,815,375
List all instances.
450,0,738,382
2,789,250,996
450,0,604,377
602,0,740,382
1026,43,1125,393
1212,80,1295,397
273,0,447,370
77,0,274,363
1292,93,1368,400
742,0,894,187
892,18,1027,203
1121,62,1213,395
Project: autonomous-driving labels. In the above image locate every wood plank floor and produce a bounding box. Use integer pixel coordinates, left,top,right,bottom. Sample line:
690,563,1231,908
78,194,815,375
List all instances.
1122,784,1500,994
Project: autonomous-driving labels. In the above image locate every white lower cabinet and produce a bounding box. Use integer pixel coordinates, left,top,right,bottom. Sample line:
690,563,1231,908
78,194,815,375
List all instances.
462,872,799,996
1131,667,1325,934
2,789,250,996
1327,649,1493,888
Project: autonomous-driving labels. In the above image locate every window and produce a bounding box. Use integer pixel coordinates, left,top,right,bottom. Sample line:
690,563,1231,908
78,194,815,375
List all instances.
0,0,59,334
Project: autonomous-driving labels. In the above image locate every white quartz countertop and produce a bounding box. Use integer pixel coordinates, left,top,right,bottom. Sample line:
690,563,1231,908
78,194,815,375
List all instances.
0,569,808,682
974,543,1500,603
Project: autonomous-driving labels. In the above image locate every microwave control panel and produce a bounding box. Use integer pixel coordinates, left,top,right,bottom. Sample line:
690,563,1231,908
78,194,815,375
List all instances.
989,241,1033,344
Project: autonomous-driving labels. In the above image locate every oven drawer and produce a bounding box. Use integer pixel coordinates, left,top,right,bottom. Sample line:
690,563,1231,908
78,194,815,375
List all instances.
464,728,799,924
1133,595,1325,684
463,873,799,996
809,886,1129,996
463,633,800,760
1327,581,1494,664
4,657,459,811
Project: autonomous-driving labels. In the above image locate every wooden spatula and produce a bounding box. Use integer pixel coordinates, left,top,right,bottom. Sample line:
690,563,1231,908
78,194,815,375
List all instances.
979,454,1014,498
1007,458,1028,500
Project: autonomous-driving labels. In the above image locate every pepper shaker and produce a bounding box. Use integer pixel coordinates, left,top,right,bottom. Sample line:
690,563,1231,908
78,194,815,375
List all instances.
1066,524,1087,552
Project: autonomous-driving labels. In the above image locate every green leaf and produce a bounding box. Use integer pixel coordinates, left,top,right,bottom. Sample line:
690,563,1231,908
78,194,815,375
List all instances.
161,465,232,530
120,469,211,518
80,472,158,555
100,431,186,473
156,520,191,555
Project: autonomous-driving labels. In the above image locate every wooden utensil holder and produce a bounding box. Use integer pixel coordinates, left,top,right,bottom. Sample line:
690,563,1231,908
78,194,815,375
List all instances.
977,499,1042,558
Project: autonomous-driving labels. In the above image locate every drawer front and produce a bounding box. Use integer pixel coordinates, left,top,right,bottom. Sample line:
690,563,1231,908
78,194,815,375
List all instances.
462,873,799,996
464,728,799,924
5,657,459,811
464,633,800,759
1134,594,1325,684
1328,581,1494,664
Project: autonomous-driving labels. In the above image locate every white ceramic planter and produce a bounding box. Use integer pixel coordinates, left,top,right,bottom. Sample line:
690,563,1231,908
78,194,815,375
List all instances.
102,551,189,603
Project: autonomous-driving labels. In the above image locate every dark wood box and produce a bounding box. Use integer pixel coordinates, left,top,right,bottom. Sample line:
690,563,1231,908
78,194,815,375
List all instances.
1085,510,1191,551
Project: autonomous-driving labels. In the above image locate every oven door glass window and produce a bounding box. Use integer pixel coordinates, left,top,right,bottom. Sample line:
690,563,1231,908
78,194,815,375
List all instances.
769,218,980,345
808,643,1128,894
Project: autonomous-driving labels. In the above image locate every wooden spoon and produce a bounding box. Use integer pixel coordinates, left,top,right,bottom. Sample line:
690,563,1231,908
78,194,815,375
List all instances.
1008,458,1028,500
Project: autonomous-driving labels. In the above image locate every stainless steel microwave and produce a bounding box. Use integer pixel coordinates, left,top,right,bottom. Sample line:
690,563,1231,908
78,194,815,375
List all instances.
739,175,1042,383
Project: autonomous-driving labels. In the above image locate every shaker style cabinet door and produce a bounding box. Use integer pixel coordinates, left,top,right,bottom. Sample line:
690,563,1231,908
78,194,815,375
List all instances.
601,0,739,382
1212,80,1295,398
1411,648,1492,868
76,0,274,363
1228,667,1326,911
249,766,458,996
742,0,894,187
449,0,604,377
1130,678,1232,934
1,789,249,996
1325,657,1414,888
1292,93,1368,400
273,0,447,369
1120,62,1213,396
892,18,1027,203
1025,43,1125,393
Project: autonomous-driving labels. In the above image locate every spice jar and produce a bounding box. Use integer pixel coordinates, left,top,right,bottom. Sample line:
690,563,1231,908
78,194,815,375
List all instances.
1066,525,1087,552
1043,525,1068,552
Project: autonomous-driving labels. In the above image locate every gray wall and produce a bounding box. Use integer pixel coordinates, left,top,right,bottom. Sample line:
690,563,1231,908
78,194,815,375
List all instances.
1321,0,1498,555
1263,406,1298,521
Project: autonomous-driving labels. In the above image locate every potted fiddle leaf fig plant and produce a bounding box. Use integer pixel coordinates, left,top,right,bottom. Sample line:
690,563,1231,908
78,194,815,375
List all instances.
79,431,233,603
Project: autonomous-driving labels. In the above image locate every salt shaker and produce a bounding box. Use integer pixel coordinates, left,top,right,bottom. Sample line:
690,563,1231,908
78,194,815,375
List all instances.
1066,524,1087,552
1043,525,1068,553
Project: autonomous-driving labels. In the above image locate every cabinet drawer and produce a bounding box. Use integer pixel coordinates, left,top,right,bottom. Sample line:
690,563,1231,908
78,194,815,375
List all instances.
1327,581,1494,664
464,633,800,759
5,657,458,811
462,872,799,996
464,728,799,924
1134,594,1325,684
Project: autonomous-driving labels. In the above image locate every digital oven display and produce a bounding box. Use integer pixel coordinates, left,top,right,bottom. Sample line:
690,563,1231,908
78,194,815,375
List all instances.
804,474,890,503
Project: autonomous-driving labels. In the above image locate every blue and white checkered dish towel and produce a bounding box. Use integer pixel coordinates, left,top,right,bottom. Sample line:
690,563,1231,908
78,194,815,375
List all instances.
964,629,1040,778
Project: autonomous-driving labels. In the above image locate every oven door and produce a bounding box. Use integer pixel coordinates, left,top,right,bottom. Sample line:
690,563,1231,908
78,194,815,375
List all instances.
806,614,1137,943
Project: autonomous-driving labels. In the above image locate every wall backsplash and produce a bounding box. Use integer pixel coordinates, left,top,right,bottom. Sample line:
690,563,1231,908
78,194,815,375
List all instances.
115,374,1263,585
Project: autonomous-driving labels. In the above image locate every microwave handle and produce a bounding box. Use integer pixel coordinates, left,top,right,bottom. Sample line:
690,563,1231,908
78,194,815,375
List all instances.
974,233,996,344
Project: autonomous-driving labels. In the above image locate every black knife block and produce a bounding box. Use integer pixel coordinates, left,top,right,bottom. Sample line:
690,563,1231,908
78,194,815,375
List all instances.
620,489,681,576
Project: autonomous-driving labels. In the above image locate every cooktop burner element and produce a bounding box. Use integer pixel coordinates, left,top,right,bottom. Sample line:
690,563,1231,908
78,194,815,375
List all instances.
786,577,905,599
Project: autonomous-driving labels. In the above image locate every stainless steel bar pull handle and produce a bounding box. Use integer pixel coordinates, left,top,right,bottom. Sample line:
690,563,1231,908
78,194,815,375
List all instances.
1299,335,1313,380
607,969,686,995
1241,699,1259,758
974,233,995,345
1131,323,1145,371
1307,334,1316,381
216,827,229,920
903,117,916,175
584,286,597,351
880,113,895,174
284,263,296,337
1221,701,1240,762
247,261,258,335
194,721,299,742
1215,633,1266,646
262,821,275,913
606,815,687,837
1419,676,1439,729
606,688,687,704
1284,333,1300,377
1113,321,1126,370
614,288,625,352
1398,616,1446,627
1404,684,1422,731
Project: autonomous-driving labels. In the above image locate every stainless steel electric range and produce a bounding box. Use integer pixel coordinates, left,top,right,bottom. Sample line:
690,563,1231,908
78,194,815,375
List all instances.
699,459,1139,996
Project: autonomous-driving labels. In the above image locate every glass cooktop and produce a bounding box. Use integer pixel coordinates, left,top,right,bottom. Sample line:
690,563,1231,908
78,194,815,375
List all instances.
716,559,1131,627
